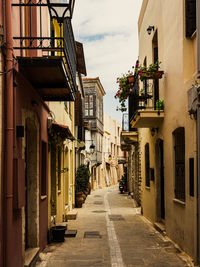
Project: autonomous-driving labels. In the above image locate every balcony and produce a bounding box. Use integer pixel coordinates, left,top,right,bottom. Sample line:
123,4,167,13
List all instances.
129,78,164,129
13,3,77,101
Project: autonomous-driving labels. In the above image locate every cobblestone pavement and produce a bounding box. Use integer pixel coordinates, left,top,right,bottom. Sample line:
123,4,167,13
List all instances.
35,186,194,267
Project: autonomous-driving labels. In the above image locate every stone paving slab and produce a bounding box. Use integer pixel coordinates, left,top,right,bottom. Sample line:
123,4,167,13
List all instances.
35,186,194,267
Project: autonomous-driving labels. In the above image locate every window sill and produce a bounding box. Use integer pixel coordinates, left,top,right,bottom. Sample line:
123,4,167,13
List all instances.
145,186,150,190
41,195,47,201
58,190,61,195
173,198,185,206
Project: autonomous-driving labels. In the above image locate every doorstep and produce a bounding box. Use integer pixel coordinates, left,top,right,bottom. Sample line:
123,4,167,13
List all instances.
24,247,40,267
154,221,166,234
66,210,78,220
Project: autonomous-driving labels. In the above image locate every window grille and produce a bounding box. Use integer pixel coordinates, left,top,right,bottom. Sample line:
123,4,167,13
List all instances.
173,127,185,201
145,143,150,187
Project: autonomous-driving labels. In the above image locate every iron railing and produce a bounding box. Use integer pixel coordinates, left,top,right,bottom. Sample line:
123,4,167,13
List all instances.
12,2,77,97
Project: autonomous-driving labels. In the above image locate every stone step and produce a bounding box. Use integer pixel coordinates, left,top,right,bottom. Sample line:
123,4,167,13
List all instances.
154,222,166,234
24,247,40,267
66,210,78,220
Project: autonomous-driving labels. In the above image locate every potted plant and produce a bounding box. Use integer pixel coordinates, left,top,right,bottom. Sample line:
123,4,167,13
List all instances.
50,216,67,242
75,164,91,208
115,68,135,112
135,61,164,81
156,99,164,110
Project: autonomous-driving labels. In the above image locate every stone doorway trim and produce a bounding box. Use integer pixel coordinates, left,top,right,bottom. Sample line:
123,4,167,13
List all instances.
21,109,40,263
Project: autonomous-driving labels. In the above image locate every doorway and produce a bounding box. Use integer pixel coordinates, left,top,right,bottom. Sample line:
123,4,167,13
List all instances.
155,139,165,221
24,117,39,249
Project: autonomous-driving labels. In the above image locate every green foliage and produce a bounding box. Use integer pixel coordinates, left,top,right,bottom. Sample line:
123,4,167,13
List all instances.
135,61,161,81
75,164,91,193
115,69,134,112
156,99,164,110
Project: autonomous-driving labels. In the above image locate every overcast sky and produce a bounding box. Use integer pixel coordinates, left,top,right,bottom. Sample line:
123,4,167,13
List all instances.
72,0,143,123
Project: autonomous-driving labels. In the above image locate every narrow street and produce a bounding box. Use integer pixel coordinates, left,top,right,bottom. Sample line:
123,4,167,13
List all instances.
35,186,191,267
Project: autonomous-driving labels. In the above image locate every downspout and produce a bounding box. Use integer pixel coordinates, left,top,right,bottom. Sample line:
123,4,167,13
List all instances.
4,0,14,266
196,0,200,262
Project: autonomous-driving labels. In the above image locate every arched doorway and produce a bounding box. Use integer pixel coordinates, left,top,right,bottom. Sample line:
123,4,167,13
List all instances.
155,139,165,221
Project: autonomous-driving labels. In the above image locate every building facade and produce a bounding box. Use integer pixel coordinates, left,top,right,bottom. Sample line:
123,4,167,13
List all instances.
128,0,199,262
103,113,124,187
82,78,106,189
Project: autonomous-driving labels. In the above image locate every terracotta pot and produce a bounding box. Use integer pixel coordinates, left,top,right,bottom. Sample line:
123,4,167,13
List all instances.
88,183,92,194
76,192,84,208
127,75,135,84
152,71,164,79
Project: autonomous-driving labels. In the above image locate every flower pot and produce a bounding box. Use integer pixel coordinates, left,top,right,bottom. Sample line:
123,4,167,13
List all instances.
51,225,66,242
127,75,135,84
152,71,164,79
76,192,84,208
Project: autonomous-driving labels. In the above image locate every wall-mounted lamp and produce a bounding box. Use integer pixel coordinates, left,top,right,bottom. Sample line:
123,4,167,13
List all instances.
108,154,112,160
147,25,154,35
89,143,95,154
150,128,158,136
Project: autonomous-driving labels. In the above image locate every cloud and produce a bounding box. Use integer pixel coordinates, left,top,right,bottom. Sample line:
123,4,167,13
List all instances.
72,0,142,121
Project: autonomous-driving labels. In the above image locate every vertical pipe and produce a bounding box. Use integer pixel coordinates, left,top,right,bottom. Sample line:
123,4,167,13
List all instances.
4,0,14,266
197,0,200,263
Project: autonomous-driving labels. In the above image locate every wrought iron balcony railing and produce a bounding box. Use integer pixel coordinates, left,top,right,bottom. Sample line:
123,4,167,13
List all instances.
12,2,77,100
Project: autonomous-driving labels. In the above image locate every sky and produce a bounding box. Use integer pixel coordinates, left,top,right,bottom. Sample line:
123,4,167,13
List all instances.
72,0,143,123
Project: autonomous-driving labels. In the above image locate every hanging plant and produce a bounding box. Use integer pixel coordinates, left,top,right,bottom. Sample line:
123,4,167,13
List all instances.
115,67,136,112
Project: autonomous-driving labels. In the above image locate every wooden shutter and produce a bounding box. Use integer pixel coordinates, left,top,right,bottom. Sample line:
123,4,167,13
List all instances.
186,0,196,37
145,143,150,187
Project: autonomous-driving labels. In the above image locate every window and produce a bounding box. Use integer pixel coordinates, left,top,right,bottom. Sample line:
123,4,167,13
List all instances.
173,128,185,201
152,31,159,109
185,0,196,38
145,143,150,187
58,147,61,191
189,158,194,197
85,95,94,117
41,141,47,195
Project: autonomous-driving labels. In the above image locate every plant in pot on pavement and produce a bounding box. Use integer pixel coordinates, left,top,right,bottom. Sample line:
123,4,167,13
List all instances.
75,164,91,208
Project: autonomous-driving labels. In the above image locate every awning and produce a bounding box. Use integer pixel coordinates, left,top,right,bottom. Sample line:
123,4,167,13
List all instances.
18,56,75,101
76,41,87,76
52,122,75,140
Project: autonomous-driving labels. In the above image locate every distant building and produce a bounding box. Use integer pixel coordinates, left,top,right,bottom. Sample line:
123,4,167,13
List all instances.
103,113,124,187
82,78,106,189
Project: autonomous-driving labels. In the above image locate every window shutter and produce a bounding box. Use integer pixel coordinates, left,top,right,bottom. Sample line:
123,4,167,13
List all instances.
186,0,196,37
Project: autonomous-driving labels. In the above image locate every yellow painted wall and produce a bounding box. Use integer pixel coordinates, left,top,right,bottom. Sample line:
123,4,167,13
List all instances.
138,0,197,259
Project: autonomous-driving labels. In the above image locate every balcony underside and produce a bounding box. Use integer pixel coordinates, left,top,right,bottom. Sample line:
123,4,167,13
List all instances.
131,110,164,128
18,56,75,101
121,131,138,144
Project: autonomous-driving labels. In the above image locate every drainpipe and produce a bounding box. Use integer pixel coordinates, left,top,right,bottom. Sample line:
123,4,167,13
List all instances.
196,0,200,263
4,0,14,266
